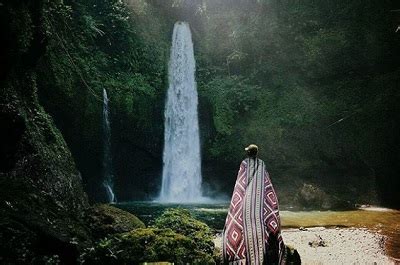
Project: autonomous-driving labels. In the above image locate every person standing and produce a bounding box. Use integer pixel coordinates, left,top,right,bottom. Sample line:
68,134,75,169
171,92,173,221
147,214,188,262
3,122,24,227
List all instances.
222,144,285,264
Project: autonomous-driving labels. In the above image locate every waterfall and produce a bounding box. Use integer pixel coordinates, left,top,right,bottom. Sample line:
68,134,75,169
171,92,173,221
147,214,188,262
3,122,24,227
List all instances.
103,88,116,203
159,22,203,203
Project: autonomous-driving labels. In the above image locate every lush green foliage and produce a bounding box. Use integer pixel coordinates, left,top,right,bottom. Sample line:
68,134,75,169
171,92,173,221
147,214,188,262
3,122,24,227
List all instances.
190,0,400,204
195,0,399,167
1,2,91,263
154,208,215,255
81,208,215,264
35,0,169,200
81,228,214,264
8,0,399,205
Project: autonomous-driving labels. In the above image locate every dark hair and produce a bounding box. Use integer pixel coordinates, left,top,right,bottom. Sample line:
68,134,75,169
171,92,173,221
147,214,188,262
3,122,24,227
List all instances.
247,148,258,157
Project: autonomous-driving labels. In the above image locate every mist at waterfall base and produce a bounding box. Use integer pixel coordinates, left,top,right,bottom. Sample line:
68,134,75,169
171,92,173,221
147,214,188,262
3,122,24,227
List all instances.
103,88,116,203
157,22,210,204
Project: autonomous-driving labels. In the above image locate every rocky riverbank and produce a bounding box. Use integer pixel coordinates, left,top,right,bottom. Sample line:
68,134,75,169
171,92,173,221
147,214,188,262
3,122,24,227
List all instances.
283,227,393,264
214,227,395,264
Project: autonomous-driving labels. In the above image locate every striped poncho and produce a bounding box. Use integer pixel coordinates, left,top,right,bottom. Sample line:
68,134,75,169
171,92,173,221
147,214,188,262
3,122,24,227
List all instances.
222,158,285,265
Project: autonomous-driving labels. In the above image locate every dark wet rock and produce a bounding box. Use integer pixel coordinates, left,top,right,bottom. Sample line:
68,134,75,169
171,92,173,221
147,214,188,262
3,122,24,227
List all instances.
0,87,91,264
295,183,352,210
308,235,327,247
0,85,91,264
296,184,328,209
285,245,302,264
87,204,145,240
0,2,90,263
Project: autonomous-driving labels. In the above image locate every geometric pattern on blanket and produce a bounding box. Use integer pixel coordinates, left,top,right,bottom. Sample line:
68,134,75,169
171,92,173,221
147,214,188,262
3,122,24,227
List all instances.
223,158,285,264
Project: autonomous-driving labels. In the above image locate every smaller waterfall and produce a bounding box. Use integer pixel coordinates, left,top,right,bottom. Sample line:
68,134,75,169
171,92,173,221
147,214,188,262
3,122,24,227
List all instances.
103,88,116,203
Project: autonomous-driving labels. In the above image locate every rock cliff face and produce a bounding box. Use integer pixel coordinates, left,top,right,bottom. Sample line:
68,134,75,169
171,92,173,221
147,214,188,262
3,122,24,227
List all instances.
0,1,90,263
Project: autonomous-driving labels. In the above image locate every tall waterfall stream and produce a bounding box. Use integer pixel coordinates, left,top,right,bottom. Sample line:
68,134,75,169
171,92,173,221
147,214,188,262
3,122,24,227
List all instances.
159,22,203,203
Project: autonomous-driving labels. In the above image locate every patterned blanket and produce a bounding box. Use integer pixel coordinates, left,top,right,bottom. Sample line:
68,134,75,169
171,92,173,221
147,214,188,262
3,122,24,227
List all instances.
222,158,285,264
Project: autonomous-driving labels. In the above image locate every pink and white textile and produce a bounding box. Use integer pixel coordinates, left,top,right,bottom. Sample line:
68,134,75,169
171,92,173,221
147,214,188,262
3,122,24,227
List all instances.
222,158,285,264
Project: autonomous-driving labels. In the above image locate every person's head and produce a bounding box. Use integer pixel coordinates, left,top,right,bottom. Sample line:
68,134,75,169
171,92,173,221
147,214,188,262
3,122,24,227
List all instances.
245,144,258,158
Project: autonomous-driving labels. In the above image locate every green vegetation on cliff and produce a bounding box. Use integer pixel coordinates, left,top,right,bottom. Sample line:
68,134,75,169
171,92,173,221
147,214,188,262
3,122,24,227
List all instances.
16,0,397,206
1,2,91,263
34,0,169,201
170,0,400,206
4,0,396,206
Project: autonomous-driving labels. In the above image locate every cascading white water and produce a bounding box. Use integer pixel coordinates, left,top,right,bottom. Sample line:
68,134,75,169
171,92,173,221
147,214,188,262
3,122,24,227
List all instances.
102,88,116,203
159,22,203,203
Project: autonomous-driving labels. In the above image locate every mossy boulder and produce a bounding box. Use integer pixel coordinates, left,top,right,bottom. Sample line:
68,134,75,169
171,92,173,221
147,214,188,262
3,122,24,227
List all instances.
81,208,216,264
87,204,145,239
0,67,91,265
81,228,215,265
0,61,91,265
154,208,215,255
0,2,91,263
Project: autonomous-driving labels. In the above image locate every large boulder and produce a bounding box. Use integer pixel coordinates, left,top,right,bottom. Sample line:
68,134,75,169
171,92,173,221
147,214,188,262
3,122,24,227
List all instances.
81,209,216,264
0,1,90,263
81,228,215,265
87,204,145,240
0,80,91,264
154,208,215,255
295,183,352,210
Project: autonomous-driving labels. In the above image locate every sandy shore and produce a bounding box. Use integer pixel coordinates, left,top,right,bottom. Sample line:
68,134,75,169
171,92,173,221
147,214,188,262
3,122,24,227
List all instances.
214,227,395,264
283,227,394,264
